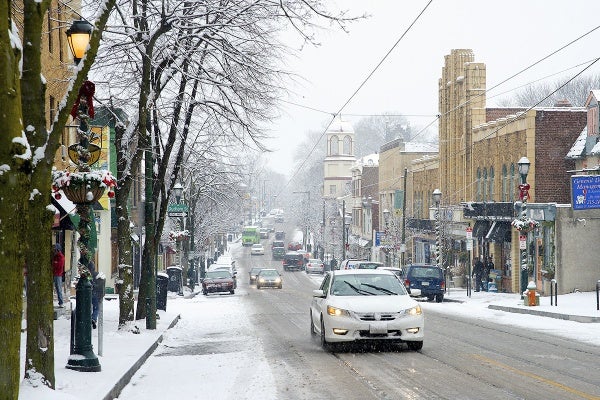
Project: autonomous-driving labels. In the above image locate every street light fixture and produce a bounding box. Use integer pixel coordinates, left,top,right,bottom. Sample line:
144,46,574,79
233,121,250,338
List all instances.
173,182,184,204
432,189,442,269
64,19,100,373
517,156,532,297
66,20,93,64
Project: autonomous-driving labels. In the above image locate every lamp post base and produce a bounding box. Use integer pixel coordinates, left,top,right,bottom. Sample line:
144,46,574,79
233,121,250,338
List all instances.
66,351,101,372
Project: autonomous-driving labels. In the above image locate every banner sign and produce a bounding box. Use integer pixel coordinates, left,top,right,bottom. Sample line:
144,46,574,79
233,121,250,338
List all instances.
571,175,600,210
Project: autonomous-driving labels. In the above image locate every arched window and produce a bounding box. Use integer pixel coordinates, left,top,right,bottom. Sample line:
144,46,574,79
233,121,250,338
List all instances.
476,168,481,201
502,165,508,202
510,164,516,202
343,135,352,155
482,168,488,201
330,135,339,155
489,167,495,200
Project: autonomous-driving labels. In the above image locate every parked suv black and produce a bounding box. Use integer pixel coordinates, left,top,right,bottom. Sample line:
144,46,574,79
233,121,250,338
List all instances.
403,264,445,302
282,252,304,271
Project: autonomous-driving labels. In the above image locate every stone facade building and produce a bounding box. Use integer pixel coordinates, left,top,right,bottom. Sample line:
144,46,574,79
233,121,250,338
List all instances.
411,49,588,293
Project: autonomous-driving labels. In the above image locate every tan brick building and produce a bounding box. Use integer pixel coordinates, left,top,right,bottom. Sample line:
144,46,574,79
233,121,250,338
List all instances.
410,49,587,293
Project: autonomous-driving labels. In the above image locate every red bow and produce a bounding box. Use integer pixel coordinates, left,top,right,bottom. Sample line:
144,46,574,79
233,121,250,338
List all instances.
70,80,96,119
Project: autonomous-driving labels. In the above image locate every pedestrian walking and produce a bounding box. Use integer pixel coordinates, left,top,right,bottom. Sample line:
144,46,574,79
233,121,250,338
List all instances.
52,244,65,307
472,257,484,292
330,256,338,271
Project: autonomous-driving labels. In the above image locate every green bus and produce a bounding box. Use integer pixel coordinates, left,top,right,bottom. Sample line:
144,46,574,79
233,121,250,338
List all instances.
242,226,260,246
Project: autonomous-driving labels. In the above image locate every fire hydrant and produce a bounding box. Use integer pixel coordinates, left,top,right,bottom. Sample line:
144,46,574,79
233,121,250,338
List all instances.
526,281,537,306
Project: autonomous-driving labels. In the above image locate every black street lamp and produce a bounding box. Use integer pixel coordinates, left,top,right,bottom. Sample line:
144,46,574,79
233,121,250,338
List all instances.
383,208,391,267
63,19,101,373
517,156,531,297
66,20,93,64
432,188,442,269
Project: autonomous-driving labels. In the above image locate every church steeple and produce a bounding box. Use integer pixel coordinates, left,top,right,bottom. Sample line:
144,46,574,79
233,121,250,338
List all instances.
323,117,356,198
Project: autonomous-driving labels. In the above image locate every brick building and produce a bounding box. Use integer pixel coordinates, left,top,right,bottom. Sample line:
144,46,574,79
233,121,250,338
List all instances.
410,49,587,293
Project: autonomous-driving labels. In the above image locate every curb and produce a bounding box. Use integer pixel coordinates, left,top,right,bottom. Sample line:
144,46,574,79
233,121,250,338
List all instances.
101,314,181,400
488,305,600,323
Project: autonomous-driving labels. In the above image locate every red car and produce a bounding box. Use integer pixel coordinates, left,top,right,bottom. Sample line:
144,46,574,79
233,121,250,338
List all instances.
287,241,302,251
202,270,235,295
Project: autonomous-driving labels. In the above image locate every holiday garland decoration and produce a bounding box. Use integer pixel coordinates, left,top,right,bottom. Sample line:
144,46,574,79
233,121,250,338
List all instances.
169,230,190,241
511,217,539,233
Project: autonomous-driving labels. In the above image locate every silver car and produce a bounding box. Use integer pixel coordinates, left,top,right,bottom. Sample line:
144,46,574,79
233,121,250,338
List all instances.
305,259,324,274
310,269,424,351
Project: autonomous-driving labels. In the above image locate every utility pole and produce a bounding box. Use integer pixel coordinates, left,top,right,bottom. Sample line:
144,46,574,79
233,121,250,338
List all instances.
342,200,346,260
401,168,407,268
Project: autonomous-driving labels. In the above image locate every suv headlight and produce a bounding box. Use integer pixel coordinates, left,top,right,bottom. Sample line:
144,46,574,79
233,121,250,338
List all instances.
327,305,350,317
407,304,422,316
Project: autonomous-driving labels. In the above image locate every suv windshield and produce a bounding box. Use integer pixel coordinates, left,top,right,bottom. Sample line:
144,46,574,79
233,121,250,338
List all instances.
330,274,407,296
408,266,443,279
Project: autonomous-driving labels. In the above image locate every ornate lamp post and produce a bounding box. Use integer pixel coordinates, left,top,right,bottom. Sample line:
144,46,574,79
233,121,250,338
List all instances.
383,208,391,267
344,213,352,259
512,157,537,298
172,182,186,295
57,19,115,372
432,189,442,269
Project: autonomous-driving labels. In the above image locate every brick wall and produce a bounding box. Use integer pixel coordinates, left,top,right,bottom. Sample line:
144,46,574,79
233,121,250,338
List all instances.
534,110,587,203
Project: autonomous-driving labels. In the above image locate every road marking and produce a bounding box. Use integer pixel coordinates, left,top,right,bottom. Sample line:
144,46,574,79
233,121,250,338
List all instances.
472,354,600,400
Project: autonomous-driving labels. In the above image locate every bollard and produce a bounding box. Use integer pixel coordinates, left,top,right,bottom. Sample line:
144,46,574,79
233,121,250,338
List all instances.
550,279,557,306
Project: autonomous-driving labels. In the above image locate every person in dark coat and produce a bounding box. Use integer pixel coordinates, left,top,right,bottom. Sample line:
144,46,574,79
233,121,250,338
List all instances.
472,257,484,292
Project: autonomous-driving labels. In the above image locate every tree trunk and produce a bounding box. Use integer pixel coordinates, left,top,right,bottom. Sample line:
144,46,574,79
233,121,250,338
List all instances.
21,0,56,388
0,3,27,398
115,124,135,326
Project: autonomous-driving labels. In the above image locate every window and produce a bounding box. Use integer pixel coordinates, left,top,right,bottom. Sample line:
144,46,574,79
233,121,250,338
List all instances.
330,135,339,155
489,167,495,200
49,96,56,125
482,168,488,201
329,185,336,196
502,165,508,202
476,168,481,201
510,164,516,202
343,135,352,155
47,7,53,53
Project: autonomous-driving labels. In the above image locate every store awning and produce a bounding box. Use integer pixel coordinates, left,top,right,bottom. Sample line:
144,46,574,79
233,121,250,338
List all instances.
485,221,512,242
472,220,490,238
51,193,76,230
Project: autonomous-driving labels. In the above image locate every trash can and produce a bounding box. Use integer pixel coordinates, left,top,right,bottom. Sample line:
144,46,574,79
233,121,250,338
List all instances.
166,266,183,293
156,272,169,311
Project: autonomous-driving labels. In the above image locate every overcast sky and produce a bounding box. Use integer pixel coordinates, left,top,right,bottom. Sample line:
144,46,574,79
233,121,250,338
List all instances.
263,0,600,178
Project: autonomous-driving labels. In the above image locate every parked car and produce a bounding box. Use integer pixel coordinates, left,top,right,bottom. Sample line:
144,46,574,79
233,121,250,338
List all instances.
272,246,286,260
202,270,235,295
340,259,384,270
256,269,283,289
403,264,445,302
249,267,264,284
376,266,403,278
251,243,265,255
208,264,237,288
287,241,302,251
259,228,269,239
305,259,325,274
282,251,304,271
310,269,423,351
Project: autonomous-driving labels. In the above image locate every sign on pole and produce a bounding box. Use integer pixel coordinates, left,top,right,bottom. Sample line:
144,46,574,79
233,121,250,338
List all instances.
466,226,473,239
466,239,473,251
168,203,189,217
519,235,527,250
